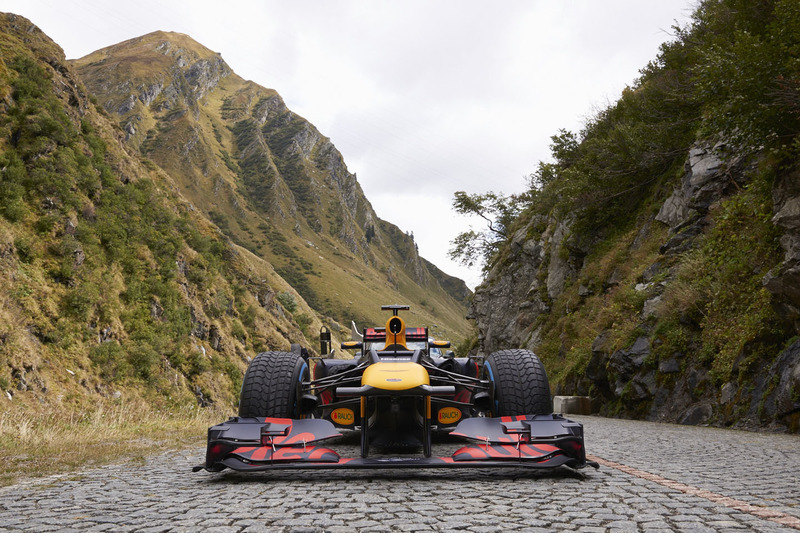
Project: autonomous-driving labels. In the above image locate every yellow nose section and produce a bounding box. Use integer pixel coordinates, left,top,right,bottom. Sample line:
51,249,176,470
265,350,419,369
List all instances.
362,362,430,391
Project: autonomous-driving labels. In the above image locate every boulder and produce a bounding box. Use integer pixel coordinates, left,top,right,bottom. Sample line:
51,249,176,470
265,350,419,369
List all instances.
642,295,662,318
628,370,657,401
608,337,651,395
761,339,800,427
773,196,800,232
658,356,680,374
655,187,689,227
720,381,737,405
678,403,713,425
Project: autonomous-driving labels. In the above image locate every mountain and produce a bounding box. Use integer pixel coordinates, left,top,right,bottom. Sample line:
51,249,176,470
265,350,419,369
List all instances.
467,0,800,431
71,31,470,338
0,14,469,414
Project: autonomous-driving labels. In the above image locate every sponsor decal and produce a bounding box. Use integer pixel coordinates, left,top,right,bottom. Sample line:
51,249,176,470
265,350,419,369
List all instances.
437,407,462,424
331,408,355,425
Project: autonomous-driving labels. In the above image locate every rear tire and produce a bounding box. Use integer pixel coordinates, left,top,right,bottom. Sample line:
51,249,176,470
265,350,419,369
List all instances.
238,351,308,418
483,349,552,416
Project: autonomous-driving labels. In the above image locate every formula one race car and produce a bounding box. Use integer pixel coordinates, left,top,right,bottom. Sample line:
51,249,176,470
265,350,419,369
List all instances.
194,305,597,473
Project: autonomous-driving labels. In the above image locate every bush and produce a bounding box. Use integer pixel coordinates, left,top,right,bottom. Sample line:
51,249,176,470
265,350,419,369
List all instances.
89,343,131,383
276,291,297,313
295,313,312,338
127,343,160,382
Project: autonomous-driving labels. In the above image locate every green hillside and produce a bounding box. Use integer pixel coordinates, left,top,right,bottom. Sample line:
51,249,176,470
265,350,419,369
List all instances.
0,14,331,415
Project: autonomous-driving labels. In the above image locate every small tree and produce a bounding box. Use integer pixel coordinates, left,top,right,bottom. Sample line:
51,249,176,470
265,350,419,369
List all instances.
449,190,521,269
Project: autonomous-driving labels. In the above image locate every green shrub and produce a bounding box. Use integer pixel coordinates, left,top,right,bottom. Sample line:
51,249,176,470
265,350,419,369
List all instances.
295,313,312,338
89,342,131,383
276,291,297,313
13,237,34,263
127,343,160,382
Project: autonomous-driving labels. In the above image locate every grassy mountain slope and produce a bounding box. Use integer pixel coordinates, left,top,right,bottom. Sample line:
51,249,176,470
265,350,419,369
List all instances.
0,13,333,415
72,31,470,341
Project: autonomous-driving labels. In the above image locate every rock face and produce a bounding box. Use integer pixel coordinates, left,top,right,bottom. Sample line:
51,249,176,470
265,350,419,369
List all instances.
471,213,586,354
656,143,747,227
764,170,800,333
471,141,800,431
471,216,548,352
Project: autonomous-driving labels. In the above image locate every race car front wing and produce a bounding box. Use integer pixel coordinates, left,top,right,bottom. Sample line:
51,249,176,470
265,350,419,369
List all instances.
193,414,599,473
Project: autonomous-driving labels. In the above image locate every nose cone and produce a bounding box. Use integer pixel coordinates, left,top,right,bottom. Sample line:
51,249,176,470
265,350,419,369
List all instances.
362,362,430,391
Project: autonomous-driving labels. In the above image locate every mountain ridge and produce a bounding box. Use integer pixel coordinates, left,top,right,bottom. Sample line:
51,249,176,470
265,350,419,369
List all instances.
72,30,471,336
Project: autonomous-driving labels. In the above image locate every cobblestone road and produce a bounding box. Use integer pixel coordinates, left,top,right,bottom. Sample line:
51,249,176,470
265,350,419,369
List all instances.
1,416,798,532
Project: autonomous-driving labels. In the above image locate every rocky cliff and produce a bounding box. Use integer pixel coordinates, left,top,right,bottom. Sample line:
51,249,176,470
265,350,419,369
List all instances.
474,141,800,431
469,0,800,431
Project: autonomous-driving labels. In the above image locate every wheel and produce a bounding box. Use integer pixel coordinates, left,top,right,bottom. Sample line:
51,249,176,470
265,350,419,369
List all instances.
483,349,552,416
238,351,308,418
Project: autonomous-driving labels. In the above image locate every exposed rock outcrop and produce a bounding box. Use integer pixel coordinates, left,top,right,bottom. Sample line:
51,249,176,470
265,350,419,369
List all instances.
656,143,746,227
764,170,800,333
77,32,231,118
471,213,586,354
471,141,800,431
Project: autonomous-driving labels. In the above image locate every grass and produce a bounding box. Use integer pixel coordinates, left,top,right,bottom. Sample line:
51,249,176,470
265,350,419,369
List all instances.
0,402,224,487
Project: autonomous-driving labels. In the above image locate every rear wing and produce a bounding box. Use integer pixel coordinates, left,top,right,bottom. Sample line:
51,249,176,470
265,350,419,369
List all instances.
363,327,429,344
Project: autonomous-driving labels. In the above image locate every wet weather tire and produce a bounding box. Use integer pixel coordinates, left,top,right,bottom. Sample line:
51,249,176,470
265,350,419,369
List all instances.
483,349,552,416
238,351,308,418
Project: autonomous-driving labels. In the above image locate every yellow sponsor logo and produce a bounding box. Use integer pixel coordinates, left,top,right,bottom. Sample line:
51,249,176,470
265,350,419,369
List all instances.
437,407,462,424
331,408,355,425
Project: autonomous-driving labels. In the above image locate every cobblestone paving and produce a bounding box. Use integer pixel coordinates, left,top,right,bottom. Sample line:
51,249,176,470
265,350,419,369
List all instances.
580,417,800,521
1,416,798,532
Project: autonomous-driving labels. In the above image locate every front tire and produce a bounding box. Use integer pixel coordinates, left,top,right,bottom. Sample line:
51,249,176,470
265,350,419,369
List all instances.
483,349,552,416
238,351,308,418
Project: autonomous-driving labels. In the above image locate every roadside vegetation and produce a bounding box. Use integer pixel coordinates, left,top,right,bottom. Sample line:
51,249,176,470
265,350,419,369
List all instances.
0,401,222,487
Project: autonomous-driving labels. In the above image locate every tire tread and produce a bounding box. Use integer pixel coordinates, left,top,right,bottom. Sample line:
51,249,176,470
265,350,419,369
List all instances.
238,351,304,418
486,348,552,415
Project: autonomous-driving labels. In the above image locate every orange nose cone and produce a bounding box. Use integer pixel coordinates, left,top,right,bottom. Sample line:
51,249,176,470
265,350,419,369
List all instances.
362,362,429,391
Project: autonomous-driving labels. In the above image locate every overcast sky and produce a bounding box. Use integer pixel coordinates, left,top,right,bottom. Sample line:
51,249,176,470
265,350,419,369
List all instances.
3,0,697,288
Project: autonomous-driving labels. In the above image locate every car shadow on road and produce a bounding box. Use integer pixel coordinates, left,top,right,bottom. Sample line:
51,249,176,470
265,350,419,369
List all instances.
197,465,591,485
